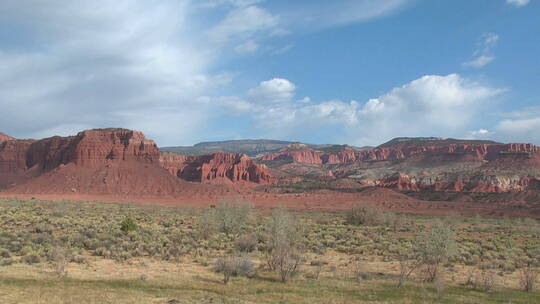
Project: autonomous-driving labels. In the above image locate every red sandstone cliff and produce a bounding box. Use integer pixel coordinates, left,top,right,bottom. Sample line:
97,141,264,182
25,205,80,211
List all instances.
0,133,14,142
160,152,275,185
260,140,540,193
0,129,183,195
261,142,539,165
0,129,275,194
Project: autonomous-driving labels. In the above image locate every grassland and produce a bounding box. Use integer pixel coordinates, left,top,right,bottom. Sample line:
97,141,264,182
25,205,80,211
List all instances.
0,197,539,303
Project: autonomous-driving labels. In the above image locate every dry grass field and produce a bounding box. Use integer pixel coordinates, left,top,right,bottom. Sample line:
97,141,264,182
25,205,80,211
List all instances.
0,197,539,303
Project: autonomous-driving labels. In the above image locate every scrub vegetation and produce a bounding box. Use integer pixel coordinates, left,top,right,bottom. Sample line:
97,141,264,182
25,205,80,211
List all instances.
0,197,539,303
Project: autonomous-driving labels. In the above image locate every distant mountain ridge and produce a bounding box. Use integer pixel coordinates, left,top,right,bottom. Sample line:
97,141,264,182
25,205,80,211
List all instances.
161,139,371,156
378,137,501,148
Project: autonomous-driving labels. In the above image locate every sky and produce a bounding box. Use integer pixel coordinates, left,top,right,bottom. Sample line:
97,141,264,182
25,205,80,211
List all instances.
0,0,539,146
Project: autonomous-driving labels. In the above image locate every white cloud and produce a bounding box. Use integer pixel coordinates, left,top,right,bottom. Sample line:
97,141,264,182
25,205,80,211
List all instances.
298,97,311,103
463,33,499,69
199,0,263,8
463,55,495,68
247,78,296,103
506,0,530,7
0,1,229,145
502,106,540,119
234,40,259,54
208,5,278,44
495,117,540,143
282,0,409,30
466,128,493,139
223,74,505,145
272,44,295,55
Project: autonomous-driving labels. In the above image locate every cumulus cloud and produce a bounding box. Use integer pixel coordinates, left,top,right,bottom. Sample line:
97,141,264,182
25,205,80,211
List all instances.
463,33,499,68
217,74,506,145
247,78,297,103
506,0,530,7
466,128,493,139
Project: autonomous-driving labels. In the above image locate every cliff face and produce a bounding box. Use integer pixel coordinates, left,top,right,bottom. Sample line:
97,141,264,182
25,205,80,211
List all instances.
260,141,540,193
0,129,164,191
160,152,275,185
0,128,275,193
261,143,539,165
0,133,14,142
70,129,160,167
374,172,540,193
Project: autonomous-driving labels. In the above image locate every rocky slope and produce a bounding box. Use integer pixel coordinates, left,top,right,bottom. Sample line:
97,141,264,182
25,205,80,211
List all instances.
260,138,540,193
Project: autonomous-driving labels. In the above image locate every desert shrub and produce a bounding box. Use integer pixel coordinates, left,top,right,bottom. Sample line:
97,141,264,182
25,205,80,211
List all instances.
50,247,68,277
263,207,304,282
22,252,41,264
475,262,497,292
235,234,257,252
71,254,86,264
0,258,14,266
345,205,385,226
200,199,253,236
397,249,423,287
214,254,255,284
415,220,457,282
434,271,446,300
352,262,371,282
119,217,137,234
385,212,406,232
517,244,540,292
519,262,539,292
0,248,11,258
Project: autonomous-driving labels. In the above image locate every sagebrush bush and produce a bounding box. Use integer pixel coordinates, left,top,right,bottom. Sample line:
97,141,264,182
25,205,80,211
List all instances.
346,205,385,226
120,217,138,234
214,254,255,284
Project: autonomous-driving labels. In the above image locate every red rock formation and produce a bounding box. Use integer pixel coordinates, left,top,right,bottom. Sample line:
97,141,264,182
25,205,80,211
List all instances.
0,132,14,142
360,143,538,163
261,140,540,193
260,148,324,164
0,139,36,187
263,141,539,166
0,129,177,194
376,173,420,191
70,129,160,167
161,152,275,185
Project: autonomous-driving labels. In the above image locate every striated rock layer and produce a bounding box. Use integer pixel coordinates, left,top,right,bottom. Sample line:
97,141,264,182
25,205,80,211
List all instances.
261,140,540,193
261,142,539,165
160,152,275,185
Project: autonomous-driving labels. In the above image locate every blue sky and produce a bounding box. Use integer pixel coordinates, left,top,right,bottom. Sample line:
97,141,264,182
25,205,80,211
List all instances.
0,0,539,146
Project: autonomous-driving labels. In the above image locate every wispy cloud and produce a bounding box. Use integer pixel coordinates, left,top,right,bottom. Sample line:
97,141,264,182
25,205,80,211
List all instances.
463,33,499,68
506,0,530,7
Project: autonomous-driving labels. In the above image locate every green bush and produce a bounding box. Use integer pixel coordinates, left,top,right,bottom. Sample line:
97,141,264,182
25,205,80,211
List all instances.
120,217,138,234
